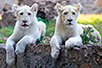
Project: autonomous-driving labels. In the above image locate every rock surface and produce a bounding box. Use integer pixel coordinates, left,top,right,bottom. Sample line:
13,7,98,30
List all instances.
0,43,102,68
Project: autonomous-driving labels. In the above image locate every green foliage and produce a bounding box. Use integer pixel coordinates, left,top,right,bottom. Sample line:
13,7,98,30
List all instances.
0,26,14,37
80,27,96,44
45,19,55,37
44,41,49,44
0,39,4,43
37,17,48,23
72,3,76,7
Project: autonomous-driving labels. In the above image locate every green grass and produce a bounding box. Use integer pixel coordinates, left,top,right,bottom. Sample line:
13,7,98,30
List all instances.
0,39,5,43
0,26,14,37
93,22,102,36
45,19,55,37
37,17,48,23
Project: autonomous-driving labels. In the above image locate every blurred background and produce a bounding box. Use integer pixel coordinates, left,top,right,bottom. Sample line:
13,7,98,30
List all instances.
0,0,102,45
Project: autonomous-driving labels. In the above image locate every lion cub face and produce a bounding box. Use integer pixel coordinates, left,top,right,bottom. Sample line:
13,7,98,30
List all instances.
56,3,82,28
12,4,38,29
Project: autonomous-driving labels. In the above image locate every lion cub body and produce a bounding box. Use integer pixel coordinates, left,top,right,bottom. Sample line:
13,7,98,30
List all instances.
50,3,82,59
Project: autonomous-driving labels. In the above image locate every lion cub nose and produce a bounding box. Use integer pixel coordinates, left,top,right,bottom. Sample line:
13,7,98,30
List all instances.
22,20,28,23
67,19,73,22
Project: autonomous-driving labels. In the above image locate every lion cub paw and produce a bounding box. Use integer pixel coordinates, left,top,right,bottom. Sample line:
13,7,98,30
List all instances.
6,56,15,66
65,40,76,49
15,50,22,55
15,47,25,55
51,48,60,59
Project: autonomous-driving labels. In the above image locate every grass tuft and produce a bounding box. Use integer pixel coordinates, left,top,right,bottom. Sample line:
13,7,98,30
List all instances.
0,26,14,37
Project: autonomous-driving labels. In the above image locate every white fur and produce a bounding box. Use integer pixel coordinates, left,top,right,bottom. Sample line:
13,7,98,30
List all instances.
38,21,46,37
50,3,82,59
6,4,46,66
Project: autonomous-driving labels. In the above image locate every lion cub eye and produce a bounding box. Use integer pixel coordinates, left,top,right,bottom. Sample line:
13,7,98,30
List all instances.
64,12,68,15
28,13,31,15
20,12,23,15
72,12,75,15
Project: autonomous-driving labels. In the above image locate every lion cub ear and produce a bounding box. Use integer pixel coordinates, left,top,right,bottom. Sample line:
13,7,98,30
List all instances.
55,3,63,14
31,3,38,15
12,4,20,16
12,4,20,11
75,3,82,11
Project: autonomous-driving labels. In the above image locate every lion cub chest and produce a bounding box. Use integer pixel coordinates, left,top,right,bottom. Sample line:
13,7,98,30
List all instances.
56,25,76,41
61,28,75,41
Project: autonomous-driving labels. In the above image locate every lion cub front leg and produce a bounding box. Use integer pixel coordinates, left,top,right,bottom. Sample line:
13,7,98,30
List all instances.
6,38,15,67
50,35,62,59
65,36,82,49
15,36,34,55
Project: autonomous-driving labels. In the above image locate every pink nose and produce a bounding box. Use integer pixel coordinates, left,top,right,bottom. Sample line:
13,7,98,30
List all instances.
22,20,27,23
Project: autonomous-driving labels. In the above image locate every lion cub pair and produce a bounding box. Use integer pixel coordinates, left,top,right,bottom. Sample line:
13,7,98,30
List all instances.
6,3,101,67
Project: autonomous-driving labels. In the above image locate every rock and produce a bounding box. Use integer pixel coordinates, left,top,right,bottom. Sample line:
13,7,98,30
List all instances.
17,0,102,20
69,0,102,14
0,48,6,68
18,0,70,20
0,43,102,68
0,11,16,26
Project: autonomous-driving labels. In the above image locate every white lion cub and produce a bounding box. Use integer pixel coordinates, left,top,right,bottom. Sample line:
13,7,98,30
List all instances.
50,3,83,59
6,3,46,66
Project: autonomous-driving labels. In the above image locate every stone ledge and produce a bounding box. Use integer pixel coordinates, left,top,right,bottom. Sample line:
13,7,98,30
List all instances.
0,43,102,68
